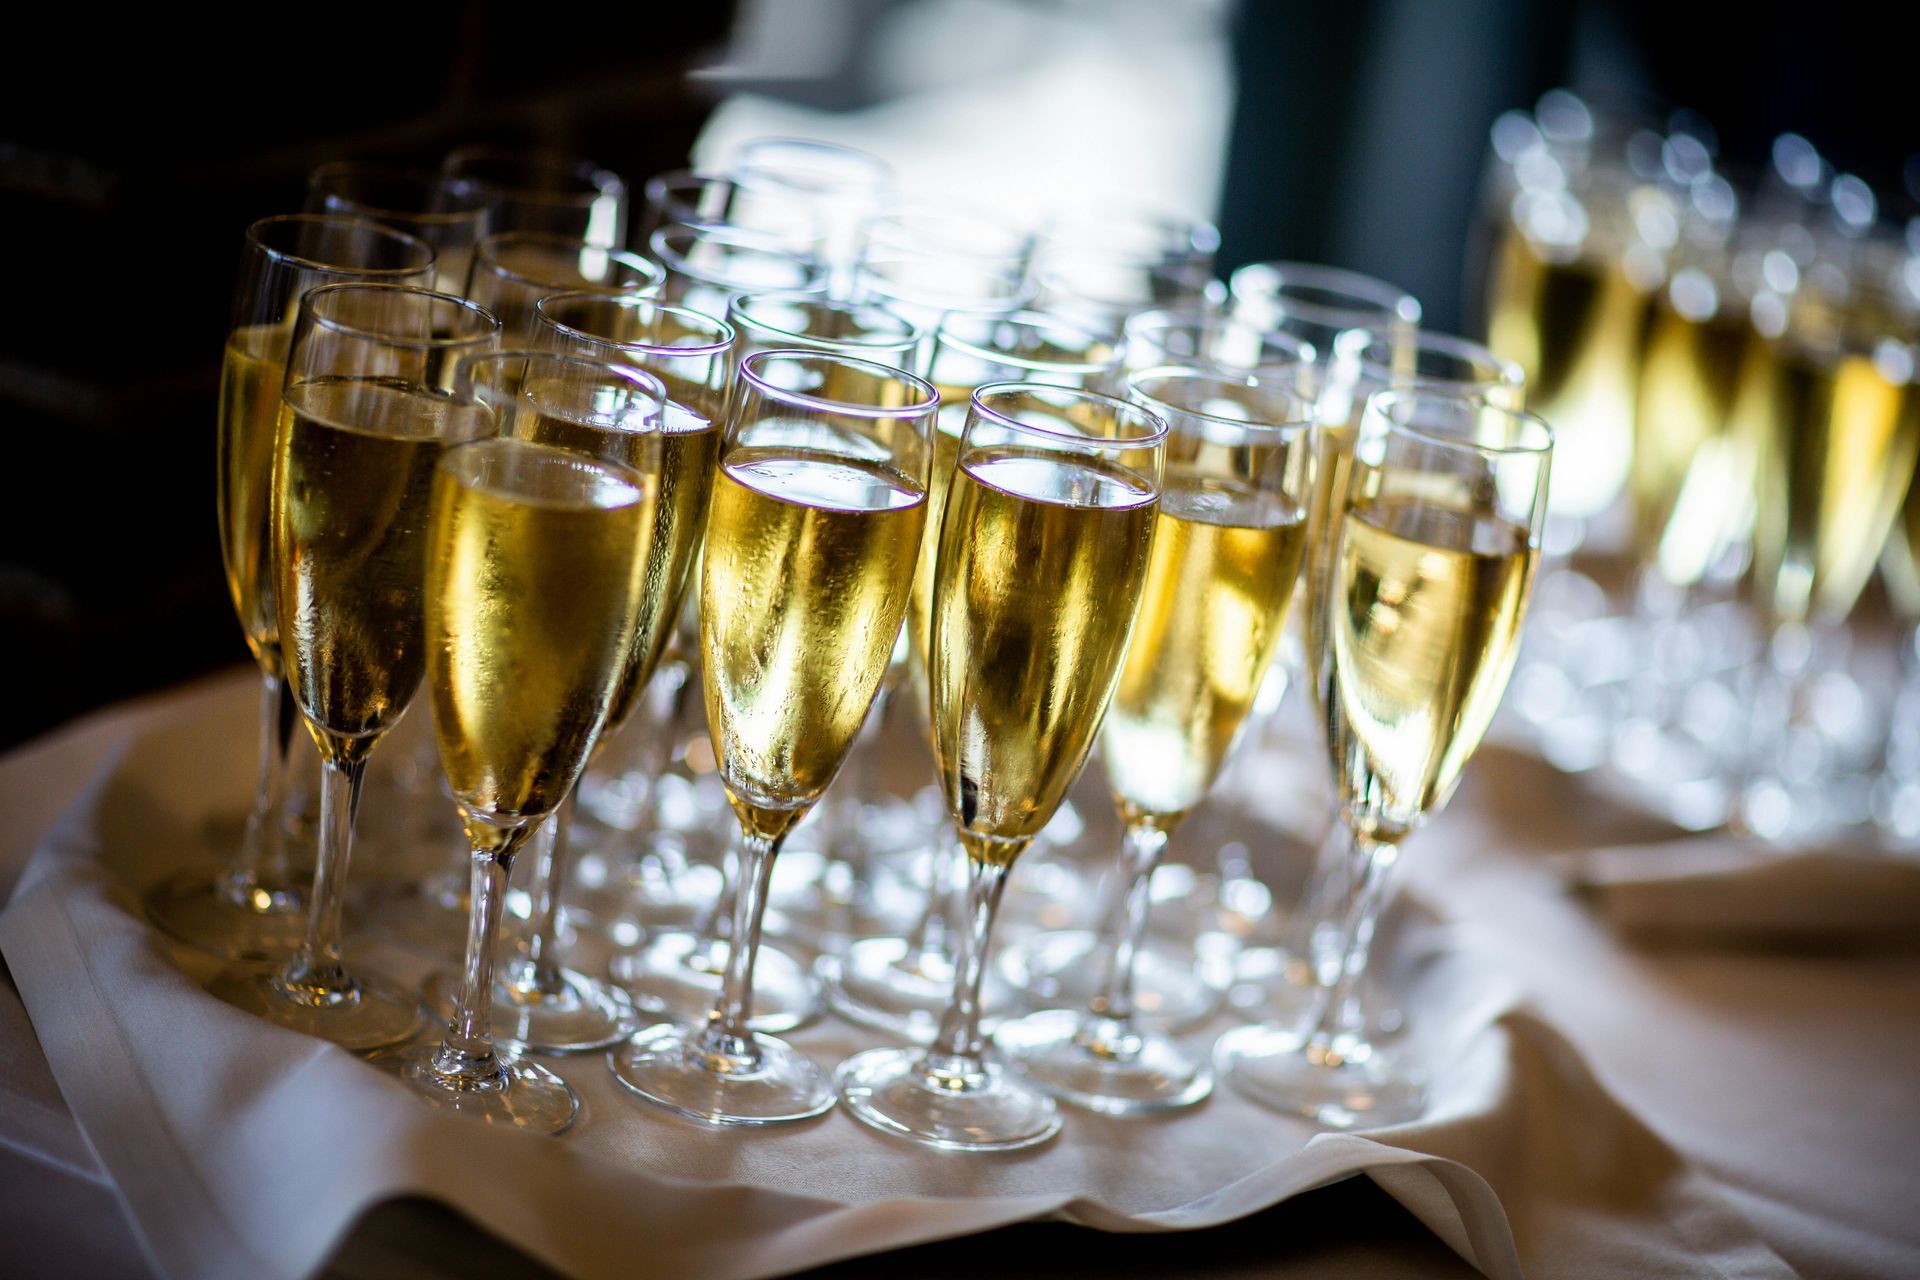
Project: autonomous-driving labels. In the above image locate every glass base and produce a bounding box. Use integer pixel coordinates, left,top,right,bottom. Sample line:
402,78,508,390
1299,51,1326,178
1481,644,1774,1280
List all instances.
207,964,422,1053
422,968,636,1054
606,931,821,1033
836,1046,1061,1152
1213,1022,1426,1129
820,935,1019,1043
385,1043,578,1134
999,929,1225,1033
994,1008,1211,1114
145,871,307,963
608,1023,834,1126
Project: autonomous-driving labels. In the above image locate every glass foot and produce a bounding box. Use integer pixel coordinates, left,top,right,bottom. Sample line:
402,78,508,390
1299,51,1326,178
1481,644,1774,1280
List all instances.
1213,1022,1426,1129
999,929,1226,1033
606,931,821,1033
422,968,636,1054
384,1043,578,1134
207,965,421,1053
836,1046,1060,1152
995,1008,1211,1114
608,1023,834,1126
146,871,306,963
821,935,1019,1043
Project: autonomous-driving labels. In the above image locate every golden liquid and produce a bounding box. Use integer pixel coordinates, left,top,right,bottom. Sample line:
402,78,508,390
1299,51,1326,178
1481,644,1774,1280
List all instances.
932,448,1159,865
216,324,290,676
903,390,974,721
700,446,926,839
1881,461,1920,620
1744,347,1920,625
1486,230,1650,524
275,378,486,762
1630,303,1752,570
1102,473,1306,824
1302,416,1361,712
1331,496,1535,840
522,396,719,733
427,440,651,843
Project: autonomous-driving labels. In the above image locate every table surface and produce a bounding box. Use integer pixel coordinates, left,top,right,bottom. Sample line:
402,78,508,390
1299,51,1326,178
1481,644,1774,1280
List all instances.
2,671,1916,1279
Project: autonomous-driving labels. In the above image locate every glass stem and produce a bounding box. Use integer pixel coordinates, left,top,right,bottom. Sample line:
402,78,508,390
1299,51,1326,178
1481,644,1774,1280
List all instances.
696,825,783,1065
432,830,527,1088
627,659,690,893
279,754,367,1004
226,671,297,906
1298,829,1398,1060
923,852,1012,1080
1083,821,1169,1047
901,833,957,970
515,791,577,997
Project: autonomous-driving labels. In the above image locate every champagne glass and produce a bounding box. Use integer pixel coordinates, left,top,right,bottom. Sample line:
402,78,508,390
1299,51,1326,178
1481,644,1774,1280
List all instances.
996,368,1315,1114
639,170,824,256
610,350,937,1125
1217,388,1552,1128
150,216,435,963
825,313,1123,1042
1122,307,1318,378
1033,209,1221,332
305,162,489,293
726,292,922,369
855,206,1035,337
648,222,827,326
726,137,893,297
1227,261,1421,357
208,284,500,1051
465,231,664,343
390,352,664,1130
442,145,629,248
837,384,1168,1151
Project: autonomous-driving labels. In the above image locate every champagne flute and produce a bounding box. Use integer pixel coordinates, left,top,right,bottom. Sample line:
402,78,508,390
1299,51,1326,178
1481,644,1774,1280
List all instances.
389,352,664,1131
648,222,827,325
726,137,893,298
610,349,937,1125
465,231,665,343
1033,209,1221,332
441,145,629,248
837,384,1167,1151
1227,261,1421,356
826,313,1123,1042
208,283,500,1051
726,292,921,369
305,162,489,293
1122,307,1318,378
1216,388,1552,1128
150,216,435,963
996,368,1315,1114
854,206,1035,338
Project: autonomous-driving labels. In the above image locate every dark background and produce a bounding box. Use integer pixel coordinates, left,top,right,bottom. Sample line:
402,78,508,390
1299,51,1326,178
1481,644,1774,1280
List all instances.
1,0,1914,752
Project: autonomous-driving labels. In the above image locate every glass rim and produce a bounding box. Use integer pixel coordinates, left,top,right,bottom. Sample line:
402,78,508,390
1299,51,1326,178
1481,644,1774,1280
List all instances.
473,230,664,292
648,223,826,289
1333,326,1525,391
737,347,938,419
969,381,1169,450
451,347,668,418
299,282,500,349
535,292,736,357
726,291,922,349
245,213,437,278
1124,307,1321,367
442,145,627,205
729,136,893,194
1125,364,1316,438
1229,260,1423,328
305,162,489,225
1365,387,1555,458
933,309,1122,375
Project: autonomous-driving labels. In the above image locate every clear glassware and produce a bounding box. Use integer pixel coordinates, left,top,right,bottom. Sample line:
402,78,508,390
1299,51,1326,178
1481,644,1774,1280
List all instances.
853,206,1035,340
1227,260,1421,358
1216,388,1552,1128
149,216,435,964
207,283,500,1051
441,144,629,248
638,169,825,257
836,384,1168,1151
647,222,827,327
726,292,921,368
825,311,1123,1042
305,161,489,294
1122,307,1318,378
464,231,664,343
725,137,893,298
610,350,938,1125
995,367,1315,1114
1032,209,1220,332
388,351,665,1131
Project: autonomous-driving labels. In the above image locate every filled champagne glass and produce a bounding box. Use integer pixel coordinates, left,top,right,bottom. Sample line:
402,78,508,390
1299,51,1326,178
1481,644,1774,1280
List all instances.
208,284,500,1051
836,384,1167,1151
610,349,937,1125
996,368,1315,1114
726,292,921,369
150,217,436,964
391,352,664,1130
825,312,1123,1042
465,231,665,343
442,145,629,248
648,222,827,326
305,162,489,293
1217,388,1552,1128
